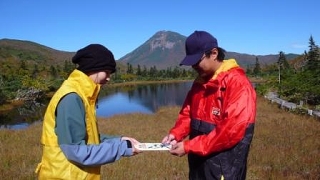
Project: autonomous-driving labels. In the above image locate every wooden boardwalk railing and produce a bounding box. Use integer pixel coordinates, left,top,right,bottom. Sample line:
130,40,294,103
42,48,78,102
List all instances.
264,92,320,118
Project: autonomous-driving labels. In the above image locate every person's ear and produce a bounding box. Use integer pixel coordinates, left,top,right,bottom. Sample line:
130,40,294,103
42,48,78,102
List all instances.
210,48,218,60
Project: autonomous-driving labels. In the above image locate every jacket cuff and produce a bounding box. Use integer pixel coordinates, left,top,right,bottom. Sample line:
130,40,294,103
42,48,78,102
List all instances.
170,130,182,142
183,140,190,153
125,140,132,148
122,141,133,156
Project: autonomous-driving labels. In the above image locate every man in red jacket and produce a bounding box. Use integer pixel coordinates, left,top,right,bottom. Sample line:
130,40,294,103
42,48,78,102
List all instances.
162,31,256,180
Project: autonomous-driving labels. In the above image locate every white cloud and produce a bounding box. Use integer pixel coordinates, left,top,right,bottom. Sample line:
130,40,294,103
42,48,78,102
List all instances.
291,43,307,49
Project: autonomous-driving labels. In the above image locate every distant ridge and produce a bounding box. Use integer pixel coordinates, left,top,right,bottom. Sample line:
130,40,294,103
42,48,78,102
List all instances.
0,38,74,64
0,31,300,69
117,31,300,69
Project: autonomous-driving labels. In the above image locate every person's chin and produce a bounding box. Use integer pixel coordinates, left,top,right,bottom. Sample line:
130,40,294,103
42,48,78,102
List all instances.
199,72,209,78
200,72,213,80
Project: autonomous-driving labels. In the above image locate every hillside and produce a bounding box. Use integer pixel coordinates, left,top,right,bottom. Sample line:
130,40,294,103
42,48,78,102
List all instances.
0,39,74,65
117,31,300,69
0,31,300,70
225,52,301,67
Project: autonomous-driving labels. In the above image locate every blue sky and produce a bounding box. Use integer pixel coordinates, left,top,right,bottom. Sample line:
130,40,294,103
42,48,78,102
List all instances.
1,0,319,59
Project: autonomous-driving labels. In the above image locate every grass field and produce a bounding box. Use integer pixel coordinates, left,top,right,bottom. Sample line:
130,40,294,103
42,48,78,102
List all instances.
0,96,319,180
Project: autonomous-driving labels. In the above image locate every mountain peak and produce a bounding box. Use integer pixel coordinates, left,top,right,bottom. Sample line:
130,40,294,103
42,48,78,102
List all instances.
119,31,186,68
149,31,177,51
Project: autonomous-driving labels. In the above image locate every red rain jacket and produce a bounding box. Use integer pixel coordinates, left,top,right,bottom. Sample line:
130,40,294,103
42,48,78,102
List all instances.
169,59,256,156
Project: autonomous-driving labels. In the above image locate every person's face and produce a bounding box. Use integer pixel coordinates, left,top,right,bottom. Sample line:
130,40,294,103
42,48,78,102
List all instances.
90,70,111,85
192,48,218,78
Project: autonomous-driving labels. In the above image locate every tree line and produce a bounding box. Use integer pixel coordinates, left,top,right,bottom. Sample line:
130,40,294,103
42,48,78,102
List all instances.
0,36,319,108
0,58,195,105
251,36,320,106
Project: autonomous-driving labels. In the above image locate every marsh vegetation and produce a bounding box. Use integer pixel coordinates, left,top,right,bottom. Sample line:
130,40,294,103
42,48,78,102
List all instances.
0,96,319,179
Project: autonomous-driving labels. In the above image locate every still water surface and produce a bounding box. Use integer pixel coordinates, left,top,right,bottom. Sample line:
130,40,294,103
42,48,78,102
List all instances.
97,81,192,117
0,81,192,129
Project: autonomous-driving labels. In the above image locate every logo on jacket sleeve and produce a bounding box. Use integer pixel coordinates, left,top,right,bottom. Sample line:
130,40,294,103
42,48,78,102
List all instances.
212,107,221,116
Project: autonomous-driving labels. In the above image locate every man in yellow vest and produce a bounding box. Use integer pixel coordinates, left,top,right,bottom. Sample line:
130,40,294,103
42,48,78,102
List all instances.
35,44,141,179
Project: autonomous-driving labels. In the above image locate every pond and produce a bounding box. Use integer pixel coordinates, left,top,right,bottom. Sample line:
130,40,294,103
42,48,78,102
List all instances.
0,81,193,129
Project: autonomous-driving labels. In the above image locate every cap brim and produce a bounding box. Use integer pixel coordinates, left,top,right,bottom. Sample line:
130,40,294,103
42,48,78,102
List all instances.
179,53,203,66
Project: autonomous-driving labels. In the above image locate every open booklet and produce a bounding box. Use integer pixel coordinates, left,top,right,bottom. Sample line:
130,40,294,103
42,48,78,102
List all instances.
135,143,172,151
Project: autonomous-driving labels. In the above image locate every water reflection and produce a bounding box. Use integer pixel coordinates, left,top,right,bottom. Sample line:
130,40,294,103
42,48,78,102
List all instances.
97,82,192,117
96,93,153,117
0,81,193,129
0,100,46,129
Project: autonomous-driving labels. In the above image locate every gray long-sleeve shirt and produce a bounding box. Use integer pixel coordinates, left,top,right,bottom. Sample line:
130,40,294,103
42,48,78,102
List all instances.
54,93,132,166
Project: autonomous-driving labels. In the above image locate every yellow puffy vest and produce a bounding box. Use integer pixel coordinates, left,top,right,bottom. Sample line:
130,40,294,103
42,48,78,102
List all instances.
35,70,101,180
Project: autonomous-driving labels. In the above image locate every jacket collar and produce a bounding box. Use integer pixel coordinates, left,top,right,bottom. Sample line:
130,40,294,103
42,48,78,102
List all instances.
212,59,239,79
68,69,100,101
195,59,239,83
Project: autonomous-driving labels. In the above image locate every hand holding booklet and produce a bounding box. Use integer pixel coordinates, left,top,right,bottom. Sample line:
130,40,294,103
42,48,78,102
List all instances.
135,143,172,151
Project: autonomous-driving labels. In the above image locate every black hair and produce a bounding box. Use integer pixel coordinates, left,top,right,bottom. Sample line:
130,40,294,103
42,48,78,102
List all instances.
217,48,226,61
205,47,226,61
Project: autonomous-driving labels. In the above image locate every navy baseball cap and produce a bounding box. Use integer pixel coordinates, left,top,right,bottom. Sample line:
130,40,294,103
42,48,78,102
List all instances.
180,31,220,66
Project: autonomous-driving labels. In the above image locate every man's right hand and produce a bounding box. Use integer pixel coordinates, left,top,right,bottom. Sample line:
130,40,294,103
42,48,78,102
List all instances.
161,134,177,146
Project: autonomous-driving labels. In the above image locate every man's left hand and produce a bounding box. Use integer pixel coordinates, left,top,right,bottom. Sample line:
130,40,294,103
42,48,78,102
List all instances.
169,142,186,157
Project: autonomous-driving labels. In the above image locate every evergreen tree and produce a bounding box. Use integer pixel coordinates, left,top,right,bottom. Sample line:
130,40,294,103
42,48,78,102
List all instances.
277,51,295,98
136,64,142,76
290,36,320,105
149,66,157,78
305,36,320,104
0,75,6,104
278,51,290,69
253,57,261,77
126,63,133,74
142,65,147,77
113,67,121,81
306,35,320,72
172,66,180,78
246,65,252,76
277,51,286,84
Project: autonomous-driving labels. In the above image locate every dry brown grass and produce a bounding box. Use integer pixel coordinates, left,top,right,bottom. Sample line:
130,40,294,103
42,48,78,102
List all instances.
0,96,319,180
0,121,42,180
248,97,320,180
99,107,189,180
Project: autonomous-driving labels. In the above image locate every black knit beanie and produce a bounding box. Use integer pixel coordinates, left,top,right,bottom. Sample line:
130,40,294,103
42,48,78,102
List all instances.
72,44,116,74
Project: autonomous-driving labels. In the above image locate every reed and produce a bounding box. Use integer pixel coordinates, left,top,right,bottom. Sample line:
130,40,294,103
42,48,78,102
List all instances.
0,96,319,180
